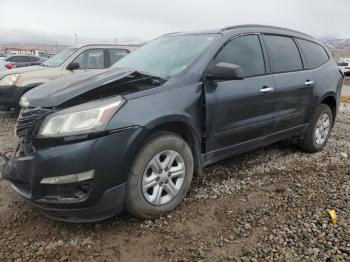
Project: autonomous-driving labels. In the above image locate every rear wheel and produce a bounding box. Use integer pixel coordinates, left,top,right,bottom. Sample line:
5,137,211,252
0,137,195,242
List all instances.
126,132,194,219
298,104,333,153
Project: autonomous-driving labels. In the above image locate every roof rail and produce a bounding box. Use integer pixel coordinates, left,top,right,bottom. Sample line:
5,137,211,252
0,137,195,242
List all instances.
221,24,312,38
160,32,184,37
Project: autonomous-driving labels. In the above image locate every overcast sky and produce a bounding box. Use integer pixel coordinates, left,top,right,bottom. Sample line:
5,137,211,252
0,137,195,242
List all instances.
0,0,349,45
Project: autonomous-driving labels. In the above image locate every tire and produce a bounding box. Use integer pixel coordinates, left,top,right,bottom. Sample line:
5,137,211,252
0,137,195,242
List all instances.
126,131,194,219
298,104,333,153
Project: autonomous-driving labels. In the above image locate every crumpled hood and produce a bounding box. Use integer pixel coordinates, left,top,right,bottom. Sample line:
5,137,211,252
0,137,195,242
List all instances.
23,68,165,108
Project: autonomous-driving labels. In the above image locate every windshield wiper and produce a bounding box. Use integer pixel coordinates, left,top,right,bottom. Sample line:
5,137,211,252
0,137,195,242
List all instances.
135,69,169,82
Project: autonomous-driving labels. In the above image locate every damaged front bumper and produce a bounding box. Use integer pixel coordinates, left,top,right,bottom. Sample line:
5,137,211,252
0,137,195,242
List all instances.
0,126,143,222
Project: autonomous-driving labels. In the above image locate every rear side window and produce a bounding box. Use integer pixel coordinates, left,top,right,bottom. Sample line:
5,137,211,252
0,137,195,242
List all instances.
7,56,19,62
338,62,347,66
214,35,265,77
264,35,303,73
8,56,30,62
297,39,329,69
108,49,129,65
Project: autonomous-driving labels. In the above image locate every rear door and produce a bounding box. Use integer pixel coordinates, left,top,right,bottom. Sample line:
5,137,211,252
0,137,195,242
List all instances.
262,35,314,132
205,34,276,158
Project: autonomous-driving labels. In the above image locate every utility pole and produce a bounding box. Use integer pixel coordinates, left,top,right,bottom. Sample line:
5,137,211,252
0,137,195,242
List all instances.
75,33,78,47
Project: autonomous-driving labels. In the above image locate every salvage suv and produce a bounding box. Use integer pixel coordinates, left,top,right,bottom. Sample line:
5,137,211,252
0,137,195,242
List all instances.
0,44,137,110
0,25,343,222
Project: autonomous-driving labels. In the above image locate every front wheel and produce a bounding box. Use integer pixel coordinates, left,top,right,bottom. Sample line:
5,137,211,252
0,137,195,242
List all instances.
126,132,194,219
298,104,333,153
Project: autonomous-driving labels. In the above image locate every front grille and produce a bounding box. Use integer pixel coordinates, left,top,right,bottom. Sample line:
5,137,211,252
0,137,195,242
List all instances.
16,107,56,139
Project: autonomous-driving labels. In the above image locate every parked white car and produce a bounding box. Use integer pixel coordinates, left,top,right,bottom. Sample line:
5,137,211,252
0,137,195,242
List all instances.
337,61,350,76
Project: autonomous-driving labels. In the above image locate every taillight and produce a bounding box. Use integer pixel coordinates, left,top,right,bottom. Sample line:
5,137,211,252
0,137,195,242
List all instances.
5,62,15,69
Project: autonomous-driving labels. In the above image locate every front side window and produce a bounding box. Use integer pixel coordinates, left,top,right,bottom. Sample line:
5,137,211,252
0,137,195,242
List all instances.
214,35,265,77
7,56,21,62
109,49,129,65
264,35,303,73
113,34,218,76
72,49,105,69
297,39,329,69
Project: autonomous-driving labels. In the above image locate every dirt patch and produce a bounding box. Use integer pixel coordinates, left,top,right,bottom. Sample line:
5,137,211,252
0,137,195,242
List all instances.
0,112,349,261
341,96,350,103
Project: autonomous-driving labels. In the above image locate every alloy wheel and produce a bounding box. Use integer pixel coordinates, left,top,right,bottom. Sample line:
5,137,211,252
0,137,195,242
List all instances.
142,150,185,206
315,113,330,145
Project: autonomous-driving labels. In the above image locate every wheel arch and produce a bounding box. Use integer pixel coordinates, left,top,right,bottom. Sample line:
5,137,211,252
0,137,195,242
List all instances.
318,93,337,126
143,118,203,178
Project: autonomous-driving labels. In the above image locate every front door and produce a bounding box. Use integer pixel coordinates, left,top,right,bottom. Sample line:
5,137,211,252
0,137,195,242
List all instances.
205,34,276,160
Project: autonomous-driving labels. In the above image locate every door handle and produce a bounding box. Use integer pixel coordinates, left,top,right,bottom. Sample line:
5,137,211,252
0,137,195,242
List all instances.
260,86,274,93
305,80,314,86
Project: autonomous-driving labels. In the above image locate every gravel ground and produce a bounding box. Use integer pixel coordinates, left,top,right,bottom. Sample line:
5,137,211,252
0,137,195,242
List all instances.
0,109,349,262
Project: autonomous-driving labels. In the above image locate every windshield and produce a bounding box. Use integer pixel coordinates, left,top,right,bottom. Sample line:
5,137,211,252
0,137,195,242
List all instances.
42,48,78,67
112,34,218,76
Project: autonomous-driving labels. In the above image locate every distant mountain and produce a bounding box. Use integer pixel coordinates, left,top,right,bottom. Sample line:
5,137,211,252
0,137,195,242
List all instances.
0,28,144,47
320,37,350,49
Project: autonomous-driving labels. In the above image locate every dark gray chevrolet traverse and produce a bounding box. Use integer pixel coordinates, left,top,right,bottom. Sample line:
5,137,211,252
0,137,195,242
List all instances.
0,25,343,222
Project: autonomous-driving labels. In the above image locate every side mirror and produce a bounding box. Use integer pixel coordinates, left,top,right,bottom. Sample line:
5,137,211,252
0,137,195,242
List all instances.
66,62,80,71
206,62,244,81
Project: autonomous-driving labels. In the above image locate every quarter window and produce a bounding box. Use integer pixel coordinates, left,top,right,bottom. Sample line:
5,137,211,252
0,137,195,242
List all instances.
214,35,265,77
297,39,329,69
264,35,303,73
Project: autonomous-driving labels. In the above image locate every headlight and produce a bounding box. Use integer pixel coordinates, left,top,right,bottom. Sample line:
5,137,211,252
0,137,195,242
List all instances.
0,74,21,86
39,96,125,138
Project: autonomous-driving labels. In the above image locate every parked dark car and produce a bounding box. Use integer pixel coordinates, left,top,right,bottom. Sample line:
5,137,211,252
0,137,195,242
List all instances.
0,25,343,222
4,55,47,68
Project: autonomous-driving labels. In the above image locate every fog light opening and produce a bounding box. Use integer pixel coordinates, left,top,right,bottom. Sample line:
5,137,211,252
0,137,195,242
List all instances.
40,170,95,184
